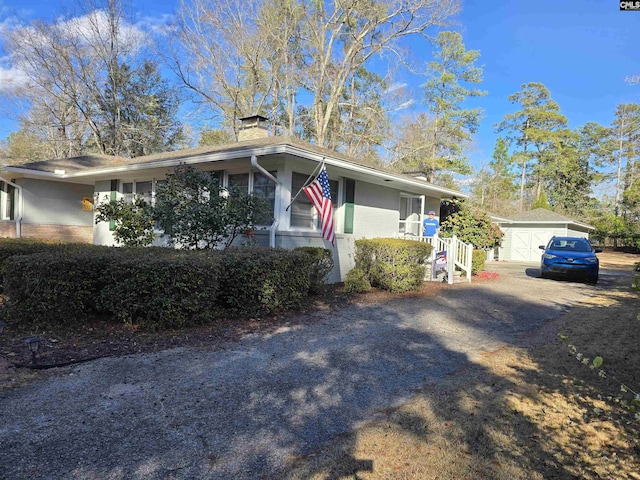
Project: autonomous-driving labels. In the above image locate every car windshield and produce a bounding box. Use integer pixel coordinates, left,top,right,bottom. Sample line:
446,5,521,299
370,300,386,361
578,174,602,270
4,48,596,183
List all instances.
549,240,592,252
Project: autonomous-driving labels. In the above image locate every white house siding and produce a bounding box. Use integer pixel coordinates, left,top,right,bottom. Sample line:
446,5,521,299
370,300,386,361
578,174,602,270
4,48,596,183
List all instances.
276,232,354,283
352,181,400,239
88,159,441,282
567,227,589,238
19,178,94,227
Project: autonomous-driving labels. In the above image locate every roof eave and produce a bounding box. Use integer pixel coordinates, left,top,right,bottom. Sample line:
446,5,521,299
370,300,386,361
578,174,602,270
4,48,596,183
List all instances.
2,143,468,198
497,219,594,230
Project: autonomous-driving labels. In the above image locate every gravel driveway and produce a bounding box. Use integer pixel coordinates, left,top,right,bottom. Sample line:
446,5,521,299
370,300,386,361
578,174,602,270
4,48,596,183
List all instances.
0,262,612,479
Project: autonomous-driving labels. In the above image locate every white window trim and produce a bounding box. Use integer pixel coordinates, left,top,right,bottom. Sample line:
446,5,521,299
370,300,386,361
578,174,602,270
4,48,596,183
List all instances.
398,194,425,238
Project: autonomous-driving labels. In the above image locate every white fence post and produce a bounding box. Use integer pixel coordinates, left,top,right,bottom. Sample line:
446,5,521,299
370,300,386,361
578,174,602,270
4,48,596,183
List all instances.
467,242,473,283
448,235,457,285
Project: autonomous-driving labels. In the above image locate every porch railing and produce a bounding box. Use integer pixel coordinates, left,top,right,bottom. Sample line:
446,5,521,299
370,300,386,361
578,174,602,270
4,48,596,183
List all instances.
408,234,473,284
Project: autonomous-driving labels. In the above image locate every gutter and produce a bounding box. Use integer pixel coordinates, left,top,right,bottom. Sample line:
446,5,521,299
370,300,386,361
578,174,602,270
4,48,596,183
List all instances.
250,155,280,248
0,176,23,237
5,144,468,199
496,219,594,230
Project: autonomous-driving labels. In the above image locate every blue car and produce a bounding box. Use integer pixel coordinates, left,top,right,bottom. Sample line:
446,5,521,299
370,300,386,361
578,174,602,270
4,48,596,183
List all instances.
539,236,601,284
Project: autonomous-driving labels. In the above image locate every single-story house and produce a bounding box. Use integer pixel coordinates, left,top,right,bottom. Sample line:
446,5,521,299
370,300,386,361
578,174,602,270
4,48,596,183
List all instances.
492,208,594,262
0,117,468,282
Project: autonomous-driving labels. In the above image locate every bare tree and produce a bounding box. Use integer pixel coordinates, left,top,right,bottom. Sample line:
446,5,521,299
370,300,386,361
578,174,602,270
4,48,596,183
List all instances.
4,0,182,158
300,0,459,146
171,0,275,139
171,0,459,146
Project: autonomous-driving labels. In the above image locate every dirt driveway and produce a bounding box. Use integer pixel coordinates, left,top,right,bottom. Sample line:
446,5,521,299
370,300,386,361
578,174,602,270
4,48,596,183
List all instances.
0,259,630,479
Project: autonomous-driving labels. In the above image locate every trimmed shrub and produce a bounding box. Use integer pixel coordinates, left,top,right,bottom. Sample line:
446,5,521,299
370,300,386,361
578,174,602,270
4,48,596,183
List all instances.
0,238,93,290
354,238,432,293
1,244,316,330
343,268,371,293
471,249,486,275
1,246,221,330
97,251,221,330
214,247,312,316
294,247,334,294
2,248,115,328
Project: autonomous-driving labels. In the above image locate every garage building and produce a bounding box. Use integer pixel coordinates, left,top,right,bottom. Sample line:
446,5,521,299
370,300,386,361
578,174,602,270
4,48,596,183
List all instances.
494,208,594,262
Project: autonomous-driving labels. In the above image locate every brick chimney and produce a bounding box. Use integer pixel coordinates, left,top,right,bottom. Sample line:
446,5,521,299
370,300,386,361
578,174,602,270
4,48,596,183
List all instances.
238,115,270,141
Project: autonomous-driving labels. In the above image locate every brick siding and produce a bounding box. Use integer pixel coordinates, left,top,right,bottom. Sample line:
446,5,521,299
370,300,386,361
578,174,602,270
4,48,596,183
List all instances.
0,222,16,238
0,222,93,243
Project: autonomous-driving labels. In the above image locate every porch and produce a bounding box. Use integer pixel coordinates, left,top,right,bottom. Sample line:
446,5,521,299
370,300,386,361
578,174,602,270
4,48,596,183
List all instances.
398,196,473,284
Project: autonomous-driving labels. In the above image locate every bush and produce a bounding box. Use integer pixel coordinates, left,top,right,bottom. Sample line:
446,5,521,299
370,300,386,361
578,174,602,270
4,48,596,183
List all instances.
2,246,221,330
94,196,155,247
1,244,316,330
0,238,91,291
294,247,334,294
472,249,487,275
215,247,312,316
343,268,371,293
440,198,503,250
96,251,221,330
354,238,432,293
2,248,115,328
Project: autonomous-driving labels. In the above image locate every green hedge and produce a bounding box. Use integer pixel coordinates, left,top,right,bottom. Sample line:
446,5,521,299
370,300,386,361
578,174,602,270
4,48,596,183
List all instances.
0,238,95,291
2,243,316,330
2,248,114,328
294,246,334,294
354,238,432,293
214,247,312,316
471,249,486,275
96,251,221,330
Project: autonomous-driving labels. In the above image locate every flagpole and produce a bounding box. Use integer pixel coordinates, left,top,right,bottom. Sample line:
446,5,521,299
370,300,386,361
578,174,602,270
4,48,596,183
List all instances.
285,158,325,211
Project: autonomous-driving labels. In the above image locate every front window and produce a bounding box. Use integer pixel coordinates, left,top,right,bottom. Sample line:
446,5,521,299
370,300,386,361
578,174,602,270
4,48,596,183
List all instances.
0,182,15,221
290,171,338,230
228,173,249,193
122,180,156,204
548,239,592,252
136,181,153,204
122,182,134,203
253,171,277,225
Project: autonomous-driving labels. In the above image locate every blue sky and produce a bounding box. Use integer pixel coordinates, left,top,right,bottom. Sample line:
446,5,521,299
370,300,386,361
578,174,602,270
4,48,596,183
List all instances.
0,0,638,173
450,0,640,169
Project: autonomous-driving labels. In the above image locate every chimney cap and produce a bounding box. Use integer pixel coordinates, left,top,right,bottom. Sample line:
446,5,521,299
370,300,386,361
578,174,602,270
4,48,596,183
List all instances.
239,114,269,122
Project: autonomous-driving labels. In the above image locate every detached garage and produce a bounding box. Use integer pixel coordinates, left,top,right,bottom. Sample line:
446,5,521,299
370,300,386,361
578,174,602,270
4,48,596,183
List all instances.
494,208,594,262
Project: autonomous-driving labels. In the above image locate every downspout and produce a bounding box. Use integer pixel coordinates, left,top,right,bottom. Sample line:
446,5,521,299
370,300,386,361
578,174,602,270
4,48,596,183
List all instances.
0,176,23,238
250,155,280,248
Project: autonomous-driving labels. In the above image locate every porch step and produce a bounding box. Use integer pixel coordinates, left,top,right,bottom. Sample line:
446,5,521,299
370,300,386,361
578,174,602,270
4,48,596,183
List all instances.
424,264,466,283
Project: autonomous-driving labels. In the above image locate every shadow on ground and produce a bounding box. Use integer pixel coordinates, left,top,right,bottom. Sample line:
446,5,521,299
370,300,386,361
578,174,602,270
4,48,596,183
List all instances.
0,263,638,479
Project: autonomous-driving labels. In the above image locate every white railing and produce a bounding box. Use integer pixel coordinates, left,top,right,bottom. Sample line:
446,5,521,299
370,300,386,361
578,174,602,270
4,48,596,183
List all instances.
408,234,473,284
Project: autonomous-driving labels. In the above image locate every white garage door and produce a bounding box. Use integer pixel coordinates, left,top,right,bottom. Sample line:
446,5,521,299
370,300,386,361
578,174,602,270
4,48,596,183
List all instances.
512,230,531,261
511,230,553,262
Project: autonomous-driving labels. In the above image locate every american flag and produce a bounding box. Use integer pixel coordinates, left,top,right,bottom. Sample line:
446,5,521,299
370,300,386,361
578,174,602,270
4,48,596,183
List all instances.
303,166,335,246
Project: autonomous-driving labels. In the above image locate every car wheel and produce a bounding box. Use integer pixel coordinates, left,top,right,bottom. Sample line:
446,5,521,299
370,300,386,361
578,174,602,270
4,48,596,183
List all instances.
586,275,598,284
540,271,548,279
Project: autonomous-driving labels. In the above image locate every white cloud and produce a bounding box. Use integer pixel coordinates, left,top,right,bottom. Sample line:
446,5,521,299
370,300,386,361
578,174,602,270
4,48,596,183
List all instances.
0,65,29,94
394,99,415,111
59,9,148,53
137,13,175,36
385,82,408,94
0,8,153,93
